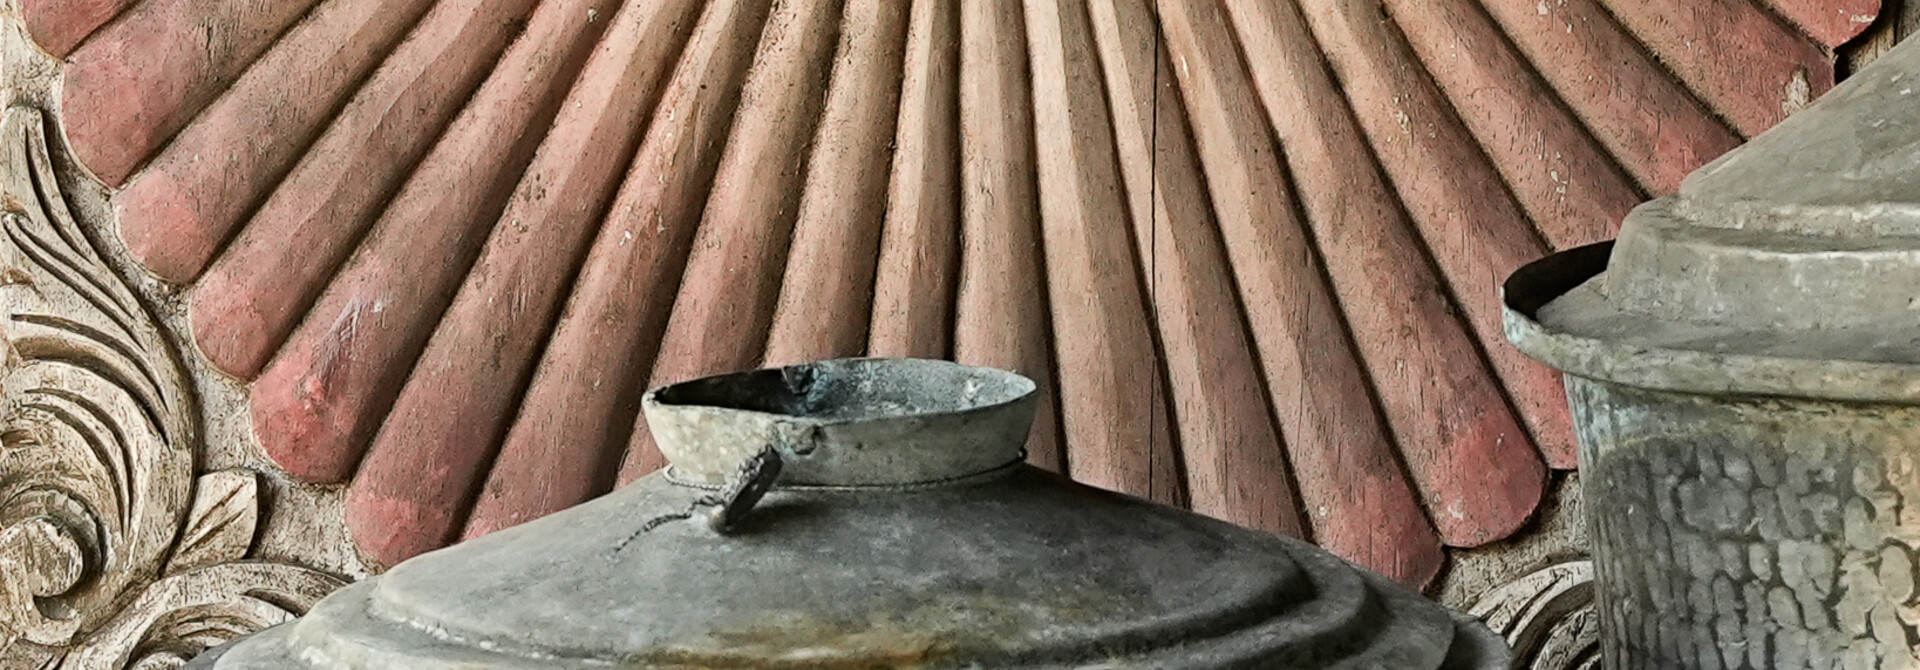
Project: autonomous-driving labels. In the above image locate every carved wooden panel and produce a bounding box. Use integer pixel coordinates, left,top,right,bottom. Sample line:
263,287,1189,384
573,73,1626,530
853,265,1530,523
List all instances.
8,0,1884,592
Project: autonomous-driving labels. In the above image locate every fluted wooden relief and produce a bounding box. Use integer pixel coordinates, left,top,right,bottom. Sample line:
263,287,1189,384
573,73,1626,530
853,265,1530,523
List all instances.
16,0,1880,591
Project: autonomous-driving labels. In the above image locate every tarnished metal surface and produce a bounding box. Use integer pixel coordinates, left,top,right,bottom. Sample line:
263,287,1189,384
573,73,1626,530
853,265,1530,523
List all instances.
1574,381,1920,668
1506,35,1920,670
644,359,1036,486
188,359,1506,668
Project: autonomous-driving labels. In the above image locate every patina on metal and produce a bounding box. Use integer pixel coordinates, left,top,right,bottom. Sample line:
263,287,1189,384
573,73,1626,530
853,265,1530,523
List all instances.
1506,36,1920,670
187,358,1506,669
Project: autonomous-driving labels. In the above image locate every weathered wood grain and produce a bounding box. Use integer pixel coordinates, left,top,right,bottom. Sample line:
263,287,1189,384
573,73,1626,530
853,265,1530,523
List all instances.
867,0,963,360
1843,0,1920,69
114,0,437,285
243,0,618,486
1144,0,1436,579
63,0,324,186
1763,0,1880,46
1085,0,1321,545
1476,0,1743,195
952,1,1066,473
1024,0,1183,507
762,0,913,367
1762,0,1881,46
1156,0,1433,566
1386,0,1639,249
1291,0,1568,491
188,0,556,378
1597,0,1834,136
465,0,763,539
23,0,1887,579
338,0,667,566
21,0,139,57
620,0,847,481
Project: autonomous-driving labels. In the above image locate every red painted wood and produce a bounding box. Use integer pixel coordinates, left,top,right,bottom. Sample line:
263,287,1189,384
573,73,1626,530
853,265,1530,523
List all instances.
620,0,846,482
1387,0,1640,468
952,2,1066,474
1598,0,1834,136
113,0,437,286
248,0,617,484
189,0,555,378
867,0,962,360
1026,0,1184,507
762,1,913,366
1290,0,1574,478
342,0,680,566
1760,0,1879,46
1386,0,1639,250
1289,0,1562,509
63,0,323,187
463,0,766,540
1156,0,1443,574
1476,0,1743,194
44,0,1881,573
1088,0,1323,545
21,0,138,57
1152,0,1428,579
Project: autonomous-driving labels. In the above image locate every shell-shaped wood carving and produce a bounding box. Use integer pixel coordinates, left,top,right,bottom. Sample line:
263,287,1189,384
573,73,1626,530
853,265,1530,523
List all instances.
23,0,1875,585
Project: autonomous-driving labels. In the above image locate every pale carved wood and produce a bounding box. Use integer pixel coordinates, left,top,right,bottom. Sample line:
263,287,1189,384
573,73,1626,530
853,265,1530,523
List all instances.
0,95,340,668
1471,559,1601,670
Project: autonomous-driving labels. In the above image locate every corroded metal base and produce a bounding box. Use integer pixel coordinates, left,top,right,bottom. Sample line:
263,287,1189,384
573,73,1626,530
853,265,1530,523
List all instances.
1573,380,1920,669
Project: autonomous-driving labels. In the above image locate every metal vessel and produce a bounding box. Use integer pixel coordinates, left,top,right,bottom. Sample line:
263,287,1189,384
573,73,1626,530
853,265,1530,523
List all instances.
1506,36,1920,670
189,358,1505,668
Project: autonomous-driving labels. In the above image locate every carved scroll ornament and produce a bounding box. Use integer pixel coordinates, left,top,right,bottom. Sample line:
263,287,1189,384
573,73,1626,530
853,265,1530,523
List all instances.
1471,559,1600,670
0,107,342,669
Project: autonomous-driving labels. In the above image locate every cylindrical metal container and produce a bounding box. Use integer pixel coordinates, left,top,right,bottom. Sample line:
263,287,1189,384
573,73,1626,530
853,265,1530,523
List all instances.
187,358,1506,669
1505,38,1920,670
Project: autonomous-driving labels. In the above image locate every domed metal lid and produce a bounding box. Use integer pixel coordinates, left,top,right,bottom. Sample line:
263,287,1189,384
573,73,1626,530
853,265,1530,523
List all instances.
191,359,1505,669
1506,38,1920,400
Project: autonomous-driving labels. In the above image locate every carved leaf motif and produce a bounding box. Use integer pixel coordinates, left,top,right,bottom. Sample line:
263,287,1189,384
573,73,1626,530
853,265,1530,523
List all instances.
0,104,195,646
0,638,61,669
1,516,84,596
0,515,87,644
58,563,343,670
0,102,346,668
162,472,257,575
1469,559,1598,670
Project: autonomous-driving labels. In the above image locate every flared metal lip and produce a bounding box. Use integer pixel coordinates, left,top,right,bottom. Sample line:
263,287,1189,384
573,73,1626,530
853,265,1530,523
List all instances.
642,357,1037,426
1504,241,1920,404
641,358,1040,486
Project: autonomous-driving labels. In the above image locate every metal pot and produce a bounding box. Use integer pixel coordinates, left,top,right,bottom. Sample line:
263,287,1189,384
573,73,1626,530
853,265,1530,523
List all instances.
190,358,1504,668
1506,37,1920,670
